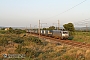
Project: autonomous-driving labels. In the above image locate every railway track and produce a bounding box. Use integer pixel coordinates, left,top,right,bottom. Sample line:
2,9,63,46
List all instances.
28,33,90,49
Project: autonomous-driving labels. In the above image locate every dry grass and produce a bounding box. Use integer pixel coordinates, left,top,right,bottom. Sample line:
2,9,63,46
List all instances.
0,33,90,60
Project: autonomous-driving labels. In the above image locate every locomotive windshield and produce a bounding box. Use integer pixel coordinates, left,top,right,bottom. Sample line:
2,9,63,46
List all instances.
63,31,68,34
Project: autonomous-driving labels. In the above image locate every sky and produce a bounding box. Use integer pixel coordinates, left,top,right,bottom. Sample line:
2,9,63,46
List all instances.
0,0,90,28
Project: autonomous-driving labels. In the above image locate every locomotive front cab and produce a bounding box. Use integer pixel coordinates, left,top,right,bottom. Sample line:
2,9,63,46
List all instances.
61,31,69,39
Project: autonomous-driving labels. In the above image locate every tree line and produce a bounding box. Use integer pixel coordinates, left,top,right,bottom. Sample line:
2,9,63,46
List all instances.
0,23,75,34
0,27,26,34
42,23,75,32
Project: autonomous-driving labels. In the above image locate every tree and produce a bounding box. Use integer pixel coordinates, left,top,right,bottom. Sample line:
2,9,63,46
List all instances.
15,29,22,34
63,23,75,32
9,27,13,30
8,27,14,33
48,26,55,30
43,28,47,30
1,28,5,30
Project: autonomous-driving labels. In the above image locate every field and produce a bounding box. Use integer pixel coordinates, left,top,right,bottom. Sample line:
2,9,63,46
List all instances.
72,32,90,44
0,32,90,60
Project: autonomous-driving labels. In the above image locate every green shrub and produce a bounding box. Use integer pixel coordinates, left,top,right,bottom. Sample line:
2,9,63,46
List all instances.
14,29,26,34
0,30,7,34
13,38,24,44
0,38,8,46
28,36,42,45
17,48,42,58
68,36,74,40
42,42,48,46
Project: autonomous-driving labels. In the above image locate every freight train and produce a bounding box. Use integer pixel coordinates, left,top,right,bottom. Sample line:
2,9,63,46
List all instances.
26,29,69,40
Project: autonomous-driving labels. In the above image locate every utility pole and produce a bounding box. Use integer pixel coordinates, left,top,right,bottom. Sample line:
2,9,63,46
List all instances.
53,20,60,30
38,20,47,38
25,26,27,32
39,20,40,39
58,20,60,30
41,24,42,29
86,23,88,32
30,24,31,35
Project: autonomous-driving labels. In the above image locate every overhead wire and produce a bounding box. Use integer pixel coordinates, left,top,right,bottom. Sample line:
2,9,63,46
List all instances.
45,0,87,19
74,18,90,26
